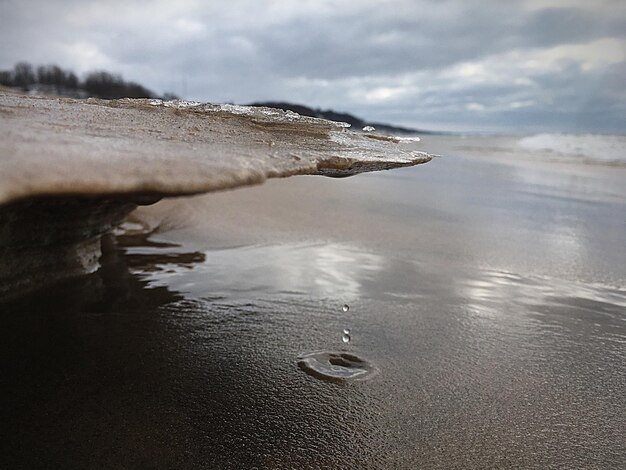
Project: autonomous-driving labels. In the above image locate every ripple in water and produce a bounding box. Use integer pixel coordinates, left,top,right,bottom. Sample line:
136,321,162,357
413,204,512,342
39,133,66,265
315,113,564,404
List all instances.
297,351,378,383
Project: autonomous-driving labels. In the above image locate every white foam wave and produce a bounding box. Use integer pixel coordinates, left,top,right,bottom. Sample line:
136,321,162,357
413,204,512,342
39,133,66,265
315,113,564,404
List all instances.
518,133,626,165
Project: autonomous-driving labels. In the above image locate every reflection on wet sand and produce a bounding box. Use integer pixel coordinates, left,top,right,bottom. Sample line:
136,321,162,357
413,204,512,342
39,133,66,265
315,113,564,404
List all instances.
1,225,625,468
135,241,385,301
0,234,388,468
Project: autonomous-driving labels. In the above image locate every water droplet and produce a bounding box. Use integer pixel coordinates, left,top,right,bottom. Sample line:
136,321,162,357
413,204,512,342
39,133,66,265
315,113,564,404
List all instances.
362,126,376,132
343,328,350,335
342,304,349,312
297,351,378,383
342,333,351,343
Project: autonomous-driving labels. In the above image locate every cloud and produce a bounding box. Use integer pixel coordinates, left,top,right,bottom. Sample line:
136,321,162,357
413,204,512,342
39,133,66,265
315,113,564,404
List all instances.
0,0,624,132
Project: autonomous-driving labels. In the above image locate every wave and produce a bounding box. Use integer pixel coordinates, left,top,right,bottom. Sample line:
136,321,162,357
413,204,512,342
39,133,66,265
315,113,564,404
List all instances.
517,133,626,166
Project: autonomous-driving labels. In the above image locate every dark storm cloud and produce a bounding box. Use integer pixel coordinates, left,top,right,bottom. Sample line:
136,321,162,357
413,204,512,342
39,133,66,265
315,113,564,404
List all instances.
255,3,624,80
521,7,626,47
1,0,624,132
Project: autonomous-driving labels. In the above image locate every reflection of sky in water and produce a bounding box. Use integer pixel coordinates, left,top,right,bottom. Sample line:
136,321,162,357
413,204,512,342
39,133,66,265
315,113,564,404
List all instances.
379,148,626,284
129,242,385,301
114,151,626,467
457,268,626,346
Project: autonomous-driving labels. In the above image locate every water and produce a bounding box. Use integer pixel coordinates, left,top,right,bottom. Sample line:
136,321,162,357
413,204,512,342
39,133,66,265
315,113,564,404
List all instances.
420,132,626,167
518,133,626,165
342,304,350,312
1,133,625,467
297,351,377,383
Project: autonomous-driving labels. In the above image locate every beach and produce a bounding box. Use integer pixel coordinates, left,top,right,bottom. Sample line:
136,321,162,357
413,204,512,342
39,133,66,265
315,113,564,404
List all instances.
1,134,625,468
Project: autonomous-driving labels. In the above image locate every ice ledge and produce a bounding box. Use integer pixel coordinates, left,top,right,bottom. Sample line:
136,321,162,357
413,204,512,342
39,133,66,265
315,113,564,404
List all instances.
0,93,431,205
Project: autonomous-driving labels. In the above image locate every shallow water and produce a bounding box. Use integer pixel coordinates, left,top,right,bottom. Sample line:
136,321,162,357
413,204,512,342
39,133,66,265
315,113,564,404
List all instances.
1,137,626,468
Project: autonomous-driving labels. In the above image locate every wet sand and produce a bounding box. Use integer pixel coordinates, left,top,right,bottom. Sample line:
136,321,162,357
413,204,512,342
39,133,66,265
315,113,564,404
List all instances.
1,140,625,468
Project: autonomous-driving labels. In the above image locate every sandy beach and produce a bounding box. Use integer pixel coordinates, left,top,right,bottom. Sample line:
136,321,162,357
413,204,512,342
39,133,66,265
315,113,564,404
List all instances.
1,135,625,468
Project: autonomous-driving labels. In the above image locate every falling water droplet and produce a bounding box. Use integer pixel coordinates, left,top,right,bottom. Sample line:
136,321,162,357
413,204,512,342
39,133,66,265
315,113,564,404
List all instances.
342,333,351,343
343,328,350,335
342,304,349,312
362,126,376,132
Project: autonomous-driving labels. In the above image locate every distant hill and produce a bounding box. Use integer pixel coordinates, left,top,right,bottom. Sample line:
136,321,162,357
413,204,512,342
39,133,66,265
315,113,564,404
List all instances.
250,101,432,135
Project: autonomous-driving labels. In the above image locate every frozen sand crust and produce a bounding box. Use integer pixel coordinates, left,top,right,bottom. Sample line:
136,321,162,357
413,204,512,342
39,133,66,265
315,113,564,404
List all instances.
0,94,431,205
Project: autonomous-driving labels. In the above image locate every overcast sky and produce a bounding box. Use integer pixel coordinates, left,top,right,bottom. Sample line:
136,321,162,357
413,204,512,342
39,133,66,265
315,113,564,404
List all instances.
1,0,625,133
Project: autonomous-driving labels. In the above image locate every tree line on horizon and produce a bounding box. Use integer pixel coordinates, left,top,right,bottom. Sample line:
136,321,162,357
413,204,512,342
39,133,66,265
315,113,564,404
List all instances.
0,62,177,100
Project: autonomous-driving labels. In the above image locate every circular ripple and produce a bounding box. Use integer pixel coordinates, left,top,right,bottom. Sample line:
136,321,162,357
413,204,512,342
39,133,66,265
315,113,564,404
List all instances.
297,350,379,384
